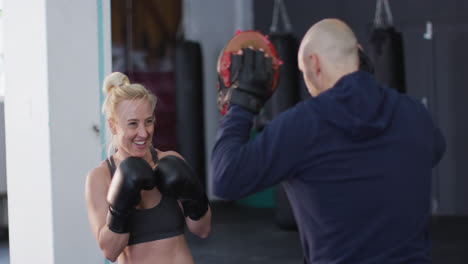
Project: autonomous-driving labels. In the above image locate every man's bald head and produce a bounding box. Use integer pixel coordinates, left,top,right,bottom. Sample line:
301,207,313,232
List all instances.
298,19,359,96
298,18,359,73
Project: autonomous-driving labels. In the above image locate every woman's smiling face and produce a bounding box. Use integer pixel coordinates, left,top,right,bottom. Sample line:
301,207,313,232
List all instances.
110,98,155,158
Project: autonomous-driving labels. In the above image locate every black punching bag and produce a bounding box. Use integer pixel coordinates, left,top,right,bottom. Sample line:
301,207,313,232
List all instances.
255,33,300,130
261,0,299,231
259,33,299,230
265,33,300,119
174,40,206,187
367,0,406,93
368,27,406,93
269,33,300,231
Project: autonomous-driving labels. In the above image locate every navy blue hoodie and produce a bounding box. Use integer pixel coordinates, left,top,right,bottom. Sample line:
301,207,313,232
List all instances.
211,71,445,263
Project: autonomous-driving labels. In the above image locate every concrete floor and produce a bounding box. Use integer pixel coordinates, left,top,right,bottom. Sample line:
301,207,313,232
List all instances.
0,241,7,264
0,203,302,264
0,228,8,264
186,203,303,264
187,204,468,264
0,204,467,264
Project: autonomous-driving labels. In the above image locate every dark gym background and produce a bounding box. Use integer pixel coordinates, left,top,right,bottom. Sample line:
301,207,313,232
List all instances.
2,1,466,263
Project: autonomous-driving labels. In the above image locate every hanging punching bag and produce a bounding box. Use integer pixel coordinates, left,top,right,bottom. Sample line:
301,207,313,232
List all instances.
367,0,406,93
264,0,299,231
269,34,300,231
256,0,300,129
263,33,300,121
174,39,206,187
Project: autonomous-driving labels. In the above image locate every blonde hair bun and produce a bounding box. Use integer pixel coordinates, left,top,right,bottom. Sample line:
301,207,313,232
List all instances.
103,72,130,94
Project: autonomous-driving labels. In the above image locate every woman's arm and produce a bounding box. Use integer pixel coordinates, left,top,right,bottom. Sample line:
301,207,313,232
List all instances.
179,201,211,238
160,151,212,238
85,165,129,262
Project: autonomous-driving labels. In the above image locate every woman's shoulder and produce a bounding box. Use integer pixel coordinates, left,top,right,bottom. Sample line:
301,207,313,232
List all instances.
85,161,112,212
86,160,112,188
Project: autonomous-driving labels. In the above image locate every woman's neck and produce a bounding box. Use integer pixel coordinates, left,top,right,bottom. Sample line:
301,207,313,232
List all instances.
113,148,152,164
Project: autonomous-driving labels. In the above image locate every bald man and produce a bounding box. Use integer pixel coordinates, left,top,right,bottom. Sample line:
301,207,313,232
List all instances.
211,18,445,263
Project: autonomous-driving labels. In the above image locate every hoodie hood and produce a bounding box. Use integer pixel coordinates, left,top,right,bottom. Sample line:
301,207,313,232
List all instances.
312,70,399,141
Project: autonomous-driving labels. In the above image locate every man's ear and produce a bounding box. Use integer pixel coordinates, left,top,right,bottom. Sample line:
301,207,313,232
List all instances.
309,53,321,76
108,119,117,135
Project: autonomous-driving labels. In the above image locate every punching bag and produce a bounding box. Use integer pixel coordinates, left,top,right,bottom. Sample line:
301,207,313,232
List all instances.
367,0,406,93
255,33,300,130
264,0,299,231
268,33,300,231
264,33,300,120
174,39,206,187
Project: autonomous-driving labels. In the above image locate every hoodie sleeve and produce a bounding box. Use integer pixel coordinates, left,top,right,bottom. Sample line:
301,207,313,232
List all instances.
409,96,446,168
432,127,446,168
210,104,308,200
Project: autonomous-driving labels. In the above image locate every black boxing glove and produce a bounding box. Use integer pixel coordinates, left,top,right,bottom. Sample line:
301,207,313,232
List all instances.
229,48,275,114
107,157,156,233
154,155,209,220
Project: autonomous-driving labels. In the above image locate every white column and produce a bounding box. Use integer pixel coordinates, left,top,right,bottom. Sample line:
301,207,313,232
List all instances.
4,0,111,263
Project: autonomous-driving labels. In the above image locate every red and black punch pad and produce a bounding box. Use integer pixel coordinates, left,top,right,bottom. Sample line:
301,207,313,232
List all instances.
216,30,282,116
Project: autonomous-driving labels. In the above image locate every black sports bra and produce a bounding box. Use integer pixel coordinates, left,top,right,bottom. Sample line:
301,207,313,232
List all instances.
106,147,185,245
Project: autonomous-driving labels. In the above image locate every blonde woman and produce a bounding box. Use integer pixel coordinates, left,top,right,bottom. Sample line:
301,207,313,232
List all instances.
85,72,211,263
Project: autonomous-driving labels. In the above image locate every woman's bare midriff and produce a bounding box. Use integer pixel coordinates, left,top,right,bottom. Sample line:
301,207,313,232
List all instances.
117,234,194,264
110,148,195,264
